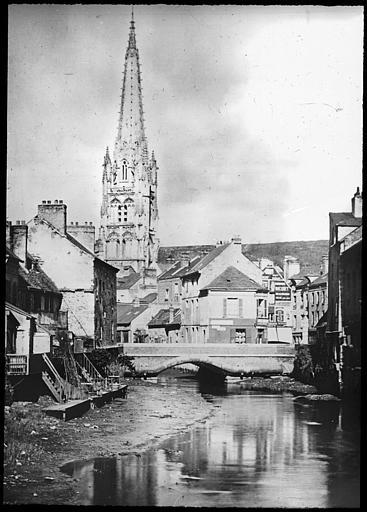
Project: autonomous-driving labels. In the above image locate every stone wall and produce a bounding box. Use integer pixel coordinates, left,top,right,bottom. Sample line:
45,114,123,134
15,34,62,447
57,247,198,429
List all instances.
94,259,117,346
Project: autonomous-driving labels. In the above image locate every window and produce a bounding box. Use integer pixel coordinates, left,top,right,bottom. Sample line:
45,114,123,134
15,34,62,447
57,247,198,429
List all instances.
276,309,284,323
122,160,128,180
257,298,267,318
235,329,246,343
174,282,179,302
165,289,169,302
227,298,239,317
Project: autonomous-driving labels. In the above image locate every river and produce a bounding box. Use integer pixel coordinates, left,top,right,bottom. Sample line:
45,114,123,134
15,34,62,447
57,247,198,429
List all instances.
61,372,360,508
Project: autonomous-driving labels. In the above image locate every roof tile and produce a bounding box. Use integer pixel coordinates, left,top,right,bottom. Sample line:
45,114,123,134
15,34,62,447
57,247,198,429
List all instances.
201,266,261,291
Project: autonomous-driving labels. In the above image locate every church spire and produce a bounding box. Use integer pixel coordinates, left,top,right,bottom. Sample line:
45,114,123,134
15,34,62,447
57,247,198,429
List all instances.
128,6,136,49
115,8,147,162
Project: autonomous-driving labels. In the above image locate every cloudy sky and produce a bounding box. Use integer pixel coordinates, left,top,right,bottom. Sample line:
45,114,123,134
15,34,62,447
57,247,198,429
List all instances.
7,5,363,246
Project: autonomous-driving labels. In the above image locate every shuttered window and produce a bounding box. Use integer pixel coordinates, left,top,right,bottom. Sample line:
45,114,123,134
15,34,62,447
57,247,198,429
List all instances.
239,298,243,317
223,298,227,318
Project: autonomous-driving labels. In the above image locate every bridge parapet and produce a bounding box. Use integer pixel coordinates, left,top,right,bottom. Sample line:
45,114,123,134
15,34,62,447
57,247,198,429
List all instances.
122,343,294,356
122,343,296,377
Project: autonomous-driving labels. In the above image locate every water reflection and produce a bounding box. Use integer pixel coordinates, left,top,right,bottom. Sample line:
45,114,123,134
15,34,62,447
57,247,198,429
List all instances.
61,379,360,507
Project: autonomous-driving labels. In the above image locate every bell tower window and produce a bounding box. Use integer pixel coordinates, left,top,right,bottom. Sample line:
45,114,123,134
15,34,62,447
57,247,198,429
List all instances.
122,160,128,181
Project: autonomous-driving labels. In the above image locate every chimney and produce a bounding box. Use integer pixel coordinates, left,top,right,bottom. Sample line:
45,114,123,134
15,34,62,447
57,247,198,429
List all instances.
10,221,28,262
38,199,67,234
66,222,96,252
230,235,242,254
169,306,175,323
283,255,300,281
180,257,189,267
320,255,329,276
351,187,362,218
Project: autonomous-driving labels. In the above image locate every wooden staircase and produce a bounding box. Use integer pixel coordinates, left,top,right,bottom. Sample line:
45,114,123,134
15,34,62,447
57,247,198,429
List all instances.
74,353,107,394
41,353,85,403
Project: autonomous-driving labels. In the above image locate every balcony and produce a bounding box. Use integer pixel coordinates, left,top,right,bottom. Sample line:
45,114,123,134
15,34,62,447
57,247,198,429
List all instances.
6,354,28,375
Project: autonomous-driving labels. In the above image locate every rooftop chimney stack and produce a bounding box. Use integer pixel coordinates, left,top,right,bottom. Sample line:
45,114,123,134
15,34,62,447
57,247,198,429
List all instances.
67,221,96,252
37,199,67,234
283,255,300,281
320,255,329,276
10,221,28,263
351,187,362,218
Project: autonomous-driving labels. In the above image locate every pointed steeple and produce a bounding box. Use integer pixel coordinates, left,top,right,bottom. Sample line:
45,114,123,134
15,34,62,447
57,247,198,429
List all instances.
128,6,136,50
104,146,111,165
115,7,147,163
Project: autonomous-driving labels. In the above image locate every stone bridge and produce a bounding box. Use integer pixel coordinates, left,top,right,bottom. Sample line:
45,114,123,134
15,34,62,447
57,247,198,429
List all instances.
121,343,296,377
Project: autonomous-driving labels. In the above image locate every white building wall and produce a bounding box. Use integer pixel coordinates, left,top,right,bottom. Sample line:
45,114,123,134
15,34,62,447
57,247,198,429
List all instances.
27,219,94,291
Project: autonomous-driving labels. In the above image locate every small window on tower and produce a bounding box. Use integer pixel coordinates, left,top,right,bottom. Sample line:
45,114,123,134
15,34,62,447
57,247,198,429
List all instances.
122,160,128,180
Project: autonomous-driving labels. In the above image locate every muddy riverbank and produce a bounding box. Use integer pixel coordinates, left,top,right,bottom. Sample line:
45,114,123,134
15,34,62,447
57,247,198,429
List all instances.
3,378,215,505
3,375,336,505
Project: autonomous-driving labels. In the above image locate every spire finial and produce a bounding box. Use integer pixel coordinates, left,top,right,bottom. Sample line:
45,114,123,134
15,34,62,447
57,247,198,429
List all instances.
128,5,136,49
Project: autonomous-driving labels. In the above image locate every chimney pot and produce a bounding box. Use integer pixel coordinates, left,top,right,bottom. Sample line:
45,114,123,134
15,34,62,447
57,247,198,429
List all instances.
54,200,58,204
21,220,25,225
85,222,88,225
42,200,46,204
47,200,51,204
59,200,63,204
76,222,78,226
351,187,362,218
89,222,93,225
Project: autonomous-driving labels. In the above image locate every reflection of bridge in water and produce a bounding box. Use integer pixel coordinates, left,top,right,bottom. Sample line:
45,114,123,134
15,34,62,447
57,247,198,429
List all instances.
121,343,296,377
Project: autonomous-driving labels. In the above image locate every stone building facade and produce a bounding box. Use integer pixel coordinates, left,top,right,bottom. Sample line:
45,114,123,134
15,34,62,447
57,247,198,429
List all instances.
96,13,159,285
179,237,263,344
26,200,118,350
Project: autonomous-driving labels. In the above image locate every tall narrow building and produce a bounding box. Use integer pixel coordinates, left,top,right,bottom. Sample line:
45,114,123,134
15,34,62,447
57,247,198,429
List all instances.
96,11,159,285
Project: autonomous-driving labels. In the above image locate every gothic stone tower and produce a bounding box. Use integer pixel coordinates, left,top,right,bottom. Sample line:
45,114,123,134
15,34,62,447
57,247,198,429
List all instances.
97,12,159,282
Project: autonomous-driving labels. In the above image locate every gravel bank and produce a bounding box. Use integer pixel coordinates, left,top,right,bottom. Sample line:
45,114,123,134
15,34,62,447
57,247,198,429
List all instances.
3,379,215,505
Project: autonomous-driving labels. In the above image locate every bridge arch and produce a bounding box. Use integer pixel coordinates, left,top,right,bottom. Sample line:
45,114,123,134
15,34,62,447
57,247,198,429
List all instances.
122,343,295,378
138,357,229,377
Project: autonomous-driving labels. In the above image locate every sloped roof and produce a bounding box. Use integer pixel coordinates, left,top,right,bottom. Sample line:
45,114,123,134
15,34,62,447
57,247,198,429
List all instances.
33,218,118,272
141,292,157,304
117,303,148,326
148,308,181,327
6,245,23,262
66,232,119,272
18,253,61,294
201,266,261,291
309,273,328,288
158,260,186,280
5,301,36,319
179,244,230,278
330,212,362,227
157,262,179,278
117,272,141,290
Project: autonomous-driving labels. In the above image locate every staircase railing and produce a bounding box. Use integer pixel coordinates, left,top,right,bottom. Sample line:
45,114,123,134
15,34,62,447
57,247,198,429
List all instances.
74,353,107,393
42,353,85,401
42,371,65,402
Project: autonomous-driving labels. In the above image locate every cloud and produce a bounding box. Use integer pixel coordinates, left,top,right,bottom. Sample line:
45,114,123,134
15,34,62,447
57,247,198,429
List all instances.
7,5,363,245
